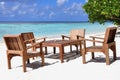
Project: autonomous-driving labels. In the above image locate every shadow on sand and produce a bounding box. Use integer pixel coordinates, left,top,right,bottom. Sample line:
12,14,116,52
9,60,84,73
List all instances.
45,50,81,62
87,56,120,64
12,50,81,72
15,59,59,71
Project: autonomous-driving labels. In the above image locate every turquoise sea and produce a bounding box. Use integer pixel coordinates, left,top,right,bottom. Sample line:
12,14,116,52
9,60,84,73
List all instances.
0,22,113,41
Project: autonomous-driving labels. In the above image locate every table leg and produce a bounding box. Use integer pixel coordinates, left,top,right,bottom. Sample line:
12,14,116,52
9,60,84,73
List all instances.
53,47,56,54
59,45,64,63
45,47,47,55
70,45,72,52
79,42,82,56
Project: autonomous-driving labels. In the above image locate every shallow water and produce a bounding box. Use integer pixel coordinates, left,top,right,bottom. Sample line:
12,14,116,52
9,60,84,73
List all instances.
0,22,113,41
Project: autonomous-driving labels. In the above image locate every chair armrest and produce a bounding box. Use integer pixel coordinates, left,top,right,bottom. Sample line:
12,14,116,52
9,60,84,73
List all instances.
24,38,35,42
24,37,47,43
85,38,104,43
61,35,70,40
35,37,47,41
77,35,84,40
27,41,44,49
89,36,104,40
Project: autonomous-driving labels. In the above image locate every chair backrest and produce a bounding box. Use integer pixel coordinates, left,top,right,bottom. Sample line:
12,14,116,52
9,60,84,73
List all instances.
21,32,35,44
70,29,85,40
104,27,117,44
3,34,26,51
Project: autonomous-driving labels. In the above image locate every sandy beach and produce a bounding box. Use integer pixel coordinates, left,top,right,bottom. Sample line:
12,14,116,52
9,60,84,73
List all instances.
0,34,120,80
0,0,119,79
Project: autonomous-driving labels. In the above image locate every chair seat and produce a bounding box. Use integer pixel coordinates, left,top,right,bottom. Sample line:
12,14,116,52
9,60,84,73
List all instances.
27,50,41,56
86,46,103,52
27,50,40,54
34,44,40,48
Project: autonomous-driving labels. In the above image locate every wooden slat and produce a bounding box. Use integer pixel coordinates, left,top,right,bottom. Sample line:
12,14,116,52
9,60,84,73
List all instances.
3,34,45,72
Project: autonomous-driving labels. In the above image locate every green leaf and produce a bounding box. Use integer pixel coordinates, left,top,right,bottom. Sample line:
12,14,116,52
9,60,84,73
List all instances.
83,0,120,24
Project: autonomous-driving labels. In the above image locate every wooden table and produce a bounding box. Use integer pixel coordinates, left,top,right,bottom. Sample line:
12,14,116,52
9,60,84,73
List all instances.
43,40,81,63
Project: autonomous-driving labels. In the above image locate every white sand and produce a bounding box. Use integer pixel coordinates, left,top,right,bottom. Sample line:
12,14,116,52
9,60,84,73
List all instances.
0,35,120,80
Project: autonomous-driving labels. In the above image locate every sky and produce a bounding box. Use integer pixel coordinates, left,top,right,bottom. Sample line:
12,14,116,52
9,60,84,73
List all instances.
0,0,88,22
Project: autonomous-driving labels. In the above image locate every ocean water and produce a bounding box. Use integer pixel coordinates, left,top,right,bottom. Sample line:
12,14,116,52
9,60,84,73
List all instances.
0,22,113,41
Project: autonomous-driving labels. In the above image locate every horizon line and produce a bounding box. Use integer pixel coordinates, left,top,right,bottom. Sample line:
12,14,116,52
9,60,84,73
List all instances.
0,21,89,23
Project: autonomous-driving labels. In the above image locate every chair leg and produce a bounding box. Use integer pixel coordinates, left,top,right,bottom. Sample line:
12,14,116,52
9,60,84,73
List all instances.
7,54,12,69
105,48,110,65
32,57,35,60
82,52,86,64
27,59,30,64
111,45,117,60
91,52,95,59
22,57,26,72
41,52,44,66
106,54,110,65
79,43,82,56
75,45,78,54
32,47,36,60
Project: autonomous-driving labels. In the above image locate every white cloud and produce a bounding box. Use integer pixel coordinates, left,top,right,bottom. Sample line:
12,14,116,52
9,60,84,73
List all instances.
49,12,55,18
11,4,20,11
10,14,15,17
71,3,82,10
29,8,35,12
40,12,45,16
18,10,26,15
64,2,83,15
0,1,39,18
0,1,5,5
0,1,5,9
28,8,38,16
45,6,51,10
57,0,68,6
33,3,37,7
85,0,88,2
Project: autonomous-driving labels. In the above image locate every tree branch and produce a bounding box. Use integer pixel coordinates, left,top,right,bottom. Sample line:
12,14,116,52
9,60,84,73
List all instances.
110,17,120,21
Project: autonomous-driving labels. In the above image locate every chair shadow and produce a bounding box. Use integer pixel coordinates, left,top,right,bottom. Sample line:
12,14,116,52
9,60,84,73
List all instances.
115,56,120,63
26,61,58,69
87,56,120,64
45,50,81,62
17,60,59,71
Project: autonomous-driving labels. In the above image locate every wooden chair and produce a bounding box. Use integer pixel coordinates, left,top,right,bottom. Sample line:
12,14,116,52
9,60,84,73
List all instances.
3,34,44,72
21,32,47,54
81,27,117,65
62,29,85,54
